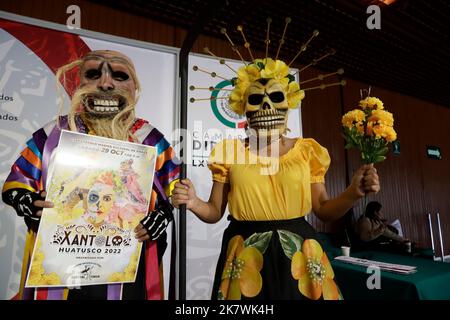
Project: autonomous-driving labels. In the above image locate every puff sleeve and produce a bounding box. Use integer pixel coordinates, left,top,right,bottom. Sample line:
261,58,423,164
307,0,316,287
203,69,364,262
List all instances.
207,139,232,183
304,138,331,184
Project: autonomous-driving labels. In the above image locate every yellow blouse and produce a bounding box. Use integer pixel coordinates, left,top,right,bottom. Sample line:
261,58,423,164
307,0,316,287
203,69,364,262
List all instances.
207,138,330,221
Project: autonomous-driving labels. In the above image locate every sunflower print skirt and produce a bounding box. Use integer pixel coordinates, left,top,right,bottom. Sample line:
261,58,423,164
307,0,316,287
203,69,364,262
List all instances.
211,216,343,300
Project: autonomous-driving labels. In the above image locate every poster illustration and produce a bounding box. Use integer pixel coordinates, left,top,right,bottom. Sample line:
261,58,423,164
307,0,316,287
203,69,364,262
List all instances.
25,130,156,287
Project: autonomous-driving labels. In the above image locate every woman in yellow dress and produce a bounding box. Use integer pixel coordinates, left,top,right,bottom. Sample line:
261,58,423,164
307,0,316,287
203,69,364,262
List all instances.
172,58,380,300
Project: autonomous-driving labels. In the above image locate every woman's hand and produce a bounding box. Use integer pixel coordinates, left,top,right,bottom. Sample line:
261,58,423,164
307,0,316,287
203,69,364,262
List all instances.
172,179,199,210
348,164,380,199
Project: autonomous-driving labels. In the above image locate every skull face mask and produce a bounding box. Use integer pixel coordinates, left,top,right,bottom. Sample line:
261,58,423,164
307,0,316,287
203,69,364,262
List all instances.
79,51,137,118
56,50,141,141
245,78,289,132
227,58,305,137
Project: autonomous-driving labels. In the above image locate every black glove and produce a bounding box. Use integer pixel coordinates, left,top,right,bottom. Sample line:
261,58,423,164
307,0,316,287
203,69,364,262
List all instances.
140,200,174,241
2,188,45,232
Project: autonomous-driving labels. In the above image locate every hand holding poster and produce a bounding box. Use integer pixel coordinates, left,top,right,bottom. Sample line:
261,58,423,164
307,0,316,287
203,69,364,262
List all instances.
26,130,156,288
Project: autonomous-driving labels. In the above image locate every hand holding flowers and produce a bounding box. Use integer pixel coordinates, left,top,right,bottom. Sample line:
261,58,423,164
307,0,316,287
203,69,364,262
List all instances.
342,96,395,207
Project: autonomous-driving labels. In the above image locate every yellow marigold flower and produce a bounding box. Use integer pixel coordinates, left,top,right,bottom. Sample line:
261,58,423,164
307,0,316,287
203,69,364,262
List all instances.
372,123,386,139
247,64,261,78
287,82,305,108
359,97,384,110
356,122,364,134
260,58,289,80
372,123,397,142
220,235,263,300
237,64,261,84
291,239,340,300
279,77,290,89
229,87,245,115
234,67,257,97
366,121,374,136
382,126,397,142
232,65,258,113
342,109,365,129
368,109,394,126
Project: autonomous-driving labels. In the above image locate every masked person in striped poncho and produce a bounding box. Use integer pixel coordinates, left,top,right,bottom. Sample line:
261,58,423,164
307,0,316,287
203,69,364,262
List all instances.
2,50,179,300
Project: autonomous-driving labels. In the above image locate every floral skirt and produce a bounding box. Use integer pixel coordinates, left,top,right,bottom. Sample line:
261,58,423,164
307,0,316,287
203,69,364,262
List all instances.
211,216,343,300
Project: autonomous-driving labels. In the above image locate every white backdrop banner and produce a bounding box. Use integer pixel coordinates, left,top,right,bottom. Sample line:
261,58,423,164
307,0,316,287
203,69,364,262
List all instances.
0,13,178,299
186,53,302,299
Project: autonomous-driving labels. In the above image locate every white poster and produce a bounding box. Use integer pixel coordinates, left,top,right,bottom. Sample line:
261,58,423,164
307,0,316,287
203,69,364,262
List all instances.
186,53,302,299
26,131,156,288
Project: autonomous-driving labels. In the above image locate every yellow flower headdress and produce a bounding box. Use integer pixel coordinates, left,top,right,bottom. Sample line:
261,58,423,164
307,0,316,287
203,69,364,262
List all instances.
190,18,346,116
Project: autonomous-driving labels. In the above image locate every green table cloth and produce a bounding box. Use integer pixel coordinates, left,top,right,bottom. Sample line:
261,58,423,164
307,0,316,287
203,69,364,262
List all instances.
329,249,450,300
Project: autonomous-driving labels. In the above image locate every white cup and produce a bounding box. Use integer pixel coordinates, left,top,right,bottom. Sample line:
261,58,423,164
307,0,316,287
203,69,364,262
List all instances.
341,246,350,257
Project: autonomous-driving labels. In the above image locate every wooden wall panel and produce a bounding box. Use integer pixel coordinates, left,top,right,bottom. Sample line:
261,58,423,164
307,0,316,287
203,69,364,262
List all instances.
300,67,348,234
1,0,449,256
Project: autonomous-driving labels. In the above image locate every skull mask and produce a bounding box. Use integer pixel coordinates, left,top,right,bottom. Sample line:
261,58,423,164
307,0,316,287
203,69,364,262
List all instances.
245,78,289,133
79,51,137,118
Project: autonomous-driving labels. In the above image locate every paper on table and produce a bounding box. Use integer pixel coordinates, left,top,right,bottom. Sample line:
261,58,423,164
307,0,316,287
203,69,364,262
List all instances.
390,219,404,237
334,256,417,274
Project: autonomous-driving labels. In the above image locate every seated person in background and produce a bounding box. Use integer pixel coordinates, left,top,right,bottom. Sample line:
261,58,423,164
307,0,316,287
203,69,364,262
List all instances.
354,201,410,250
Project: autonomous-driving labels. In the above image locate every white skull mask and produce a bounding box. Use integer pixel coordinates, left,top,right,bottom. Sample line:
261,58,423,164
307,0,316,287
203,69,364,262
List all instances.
245,78,289,132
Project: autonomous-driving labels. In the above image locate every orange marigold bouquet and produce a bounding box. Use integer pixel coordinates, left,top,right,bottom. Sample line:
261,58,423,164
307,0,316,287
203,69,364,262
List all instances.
342,96,397,164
